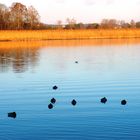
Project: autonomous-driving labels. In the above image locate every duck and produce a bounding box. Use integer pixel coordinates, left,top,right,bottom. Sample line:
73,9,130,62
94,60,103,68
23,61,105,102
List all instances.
121,100,127,105
48,103,53,109
100,97,107,104
8,112,16,118
71,99,77,106
53,85,58,90
50,98,56,104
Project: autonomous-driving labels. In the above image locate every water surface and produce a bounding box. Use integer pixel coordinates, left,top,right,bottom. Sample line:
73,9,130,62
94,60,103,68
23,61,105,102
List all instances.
0,39,140,140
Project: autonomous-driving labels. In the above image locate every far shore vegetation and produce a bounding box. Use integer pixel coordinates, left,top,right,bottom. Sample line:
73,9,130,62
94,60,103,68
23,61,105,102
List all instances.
1,29,140,41
1,2,140,41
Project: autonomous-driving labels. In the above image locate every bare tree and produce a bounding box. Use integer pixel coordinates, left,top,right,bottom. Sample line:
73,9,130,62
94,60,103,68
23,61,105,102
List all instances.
136,22,140,28
130,20,136,28
0,2,41,30
100,19,109,29
119,20,130,28
10,2,28,29
57,20,62,29
108,19,117,29
66,18,76,29
0,4,9,29
27,6,40,29
100,19,118,29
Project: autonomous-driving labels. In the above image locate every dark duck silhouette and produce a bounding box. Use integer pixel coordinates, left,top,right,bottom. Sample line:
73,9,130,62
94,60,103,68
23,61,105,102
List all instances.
71,99,77,106
100,97,107,104
121,100,127,105
53,85,58,90
50,98,56,104
48,103,53,109
8,112,16,118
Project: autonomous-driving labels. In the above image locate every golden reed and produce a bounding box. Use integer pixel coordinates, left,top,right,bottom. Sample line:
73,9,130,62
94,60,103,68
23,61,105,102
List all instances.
0,29,140,41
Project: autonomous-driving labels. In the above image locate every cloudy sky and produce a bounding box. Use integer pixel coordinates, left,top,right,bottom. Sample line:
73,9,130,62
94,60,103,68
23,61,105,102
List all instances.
1,0,140,24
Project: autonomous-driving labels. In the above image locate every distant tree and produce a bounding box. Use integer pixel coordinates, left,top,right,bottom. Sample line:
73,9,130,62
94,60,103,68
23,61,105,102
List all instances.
86,23,99,29
66,18,76,29
56,20,63,29
38,23,48,29
119,20,125,28
0,4,9,29
136,22,140,28
130,20,136,28
75,22,85,29
100,19,109,29
100,19,118,29
10,2,28,29
27,6,40,29
117,20,130,29
108,19,118,29
0,2,41,30
0,4,7,11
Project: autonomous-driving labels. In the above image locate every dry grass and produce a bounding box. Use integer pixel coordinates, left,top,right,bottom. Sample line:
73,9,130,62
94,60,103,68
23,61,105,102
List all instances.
0,29,140,41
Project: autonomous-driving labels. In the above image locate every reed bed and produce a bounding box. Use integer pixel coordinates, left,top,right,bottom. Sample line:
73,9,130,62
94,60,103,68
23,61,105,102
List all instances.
0,29,140,41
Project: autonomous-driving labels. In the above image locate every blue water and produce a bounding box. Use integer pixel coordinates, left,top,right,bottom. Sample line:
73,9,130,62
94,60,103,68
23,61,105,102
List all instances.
0,40,140,140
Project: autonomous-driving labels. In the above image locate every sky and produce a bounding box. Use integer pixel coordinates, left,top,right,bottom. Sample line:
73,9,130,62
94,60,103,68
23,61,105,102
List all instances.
1,0,140,24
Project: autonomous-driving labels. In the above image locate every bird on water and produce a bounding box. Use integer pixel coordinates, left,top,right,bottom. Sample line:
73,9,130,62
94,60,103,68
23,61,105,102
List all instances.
71,99,77,106
121,100,127,105
100,97,107,104
53,85,58,90
48,103,53,109
8,112,16,118
51,98,56,104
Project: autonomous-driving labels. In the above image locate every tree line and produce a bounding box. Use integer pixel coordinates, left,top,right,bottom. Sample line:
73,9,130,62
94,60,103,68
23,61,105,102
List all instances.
0,3,40,29
55,18,140,30
0,2,140,30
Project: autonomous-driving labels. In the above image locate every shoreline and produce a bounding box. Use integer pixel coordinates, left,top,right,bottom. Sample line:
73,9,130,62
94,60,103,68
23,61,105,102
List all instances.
1,37,140,42
0,29,140,42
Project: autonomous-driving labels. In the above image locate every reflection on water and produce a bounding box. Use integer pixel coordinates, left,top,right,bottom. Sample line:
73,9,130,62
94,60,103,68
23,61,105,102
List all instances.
0,39,140,140
0,46,39,73
0,39,140,73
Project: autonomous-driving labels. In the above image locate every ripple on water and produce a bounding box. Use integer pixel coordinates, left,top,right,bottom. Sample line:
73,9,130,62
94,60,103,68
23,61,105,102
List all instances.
0,43,140,140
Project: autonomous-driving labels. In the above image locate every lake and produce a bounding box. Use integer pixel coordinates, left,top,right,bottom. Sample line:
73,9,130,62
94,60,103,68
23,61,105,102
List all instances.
0,39,140,140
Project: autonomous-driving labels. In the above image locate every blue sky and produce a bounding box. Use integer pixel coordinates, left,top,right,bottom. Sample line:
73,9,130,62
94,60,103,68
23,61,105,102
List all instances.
1,0,140,24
